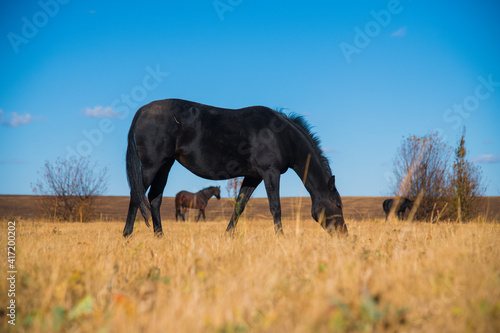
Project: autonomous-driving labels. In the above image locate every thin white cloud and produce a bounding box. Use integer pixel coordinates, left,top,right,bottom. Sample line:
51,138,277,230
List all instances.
322,147,337,154
471,154,500,164
0,158,26,165
84,106,122,119
391,26,407,37
0,109,35,127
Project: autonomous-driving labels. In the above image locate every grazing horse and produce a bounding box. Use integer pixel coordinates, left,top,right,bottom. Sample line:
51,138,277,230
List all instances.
175,186,221,222
383,198,414,221
123,99,347,237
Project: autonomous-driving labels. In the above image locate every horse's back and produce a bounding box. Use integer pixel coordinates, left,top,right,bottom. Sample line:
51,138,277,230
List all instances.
136,99,274,121
175,190,187,198
131,98,296,180
175,191,190,205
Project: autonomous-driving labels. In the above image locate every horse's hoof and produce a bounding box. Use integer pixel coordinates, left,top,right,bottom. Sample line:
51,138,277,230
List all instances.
154,231,164,238
225,228,236,237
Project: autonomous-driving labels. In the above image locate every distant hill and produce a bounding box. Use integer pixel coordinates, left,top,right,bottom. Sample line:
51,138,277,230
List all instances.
1,195,499,222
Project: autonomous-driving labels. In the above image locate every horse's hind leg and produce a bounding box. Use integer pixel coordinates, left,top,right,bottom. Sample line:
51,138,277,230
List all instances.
124,168,156,237
124,197,142,237
148,158,174,237
175,201,182,221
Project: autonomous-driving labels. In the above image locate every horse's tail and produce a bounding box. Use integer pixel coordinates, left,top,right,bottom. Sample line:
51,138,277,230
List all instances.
126,128,151,226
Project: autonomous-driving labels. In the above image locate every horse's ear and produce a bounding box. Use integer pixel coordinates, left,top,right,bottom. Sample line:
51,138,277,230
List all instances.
328,176,335,191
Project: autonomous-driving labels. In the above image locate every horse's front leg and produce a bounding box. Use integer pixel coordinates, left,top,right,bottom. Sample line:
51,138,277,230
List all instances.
226,176,262,234
263,170,283,235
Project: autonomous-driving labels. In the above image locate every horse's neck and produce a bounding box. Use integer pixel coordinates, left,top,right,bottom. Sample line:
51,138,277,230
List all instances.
292,151,329,202
197,189,211,201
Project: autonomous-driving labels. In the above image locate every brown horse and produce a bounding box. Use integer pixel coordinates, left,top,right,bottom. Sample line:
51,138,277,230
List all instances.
175,186,221,222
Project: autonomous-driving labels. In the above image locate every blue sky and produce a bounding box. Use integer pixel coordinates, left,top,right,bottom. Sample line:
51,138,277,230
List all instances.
1,0,499,199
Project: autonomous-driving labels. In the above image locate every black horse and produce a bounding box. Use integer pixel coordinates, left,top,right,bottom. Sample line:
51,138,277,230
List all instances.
383,198,414,221
123,99,347,237
175,186,221,222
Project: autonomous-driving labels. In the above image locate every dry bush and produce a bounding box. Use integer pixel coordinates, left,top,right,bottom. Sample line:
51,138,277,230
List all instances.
226,177,243,200
392,132,451,220
391,130,486,222
32,157,108,222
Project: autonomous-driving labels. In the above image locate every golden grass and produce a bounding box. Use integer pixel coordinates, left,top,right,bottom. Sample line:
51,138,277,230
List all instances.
2,218,500,332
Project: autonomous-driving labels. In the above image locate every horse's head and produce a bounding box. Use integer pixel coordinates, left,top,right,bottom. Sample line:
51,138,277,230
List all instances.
311,176,348,236
214,186,221,200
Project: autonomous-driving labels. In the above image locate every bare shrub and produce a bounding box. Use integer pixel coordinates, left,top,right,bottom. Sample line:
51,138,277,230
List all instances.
391,132,452,221
32,157,108,221
391,130,488,222
226,177,243,201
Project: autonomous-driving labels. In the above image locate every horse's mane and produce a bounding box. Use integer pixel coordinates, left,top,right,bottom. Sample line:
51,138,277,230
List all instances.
282,112,332,177
199,186,218,192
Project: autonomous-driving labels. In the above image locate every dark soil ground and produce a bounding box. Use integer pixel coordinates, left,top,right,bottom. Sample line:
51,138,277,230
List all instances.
1,195,499,223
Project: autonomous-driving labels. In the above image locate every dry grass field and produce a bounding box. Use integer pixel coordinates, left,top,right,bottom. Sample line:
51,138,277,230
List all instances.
1,213,500,332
